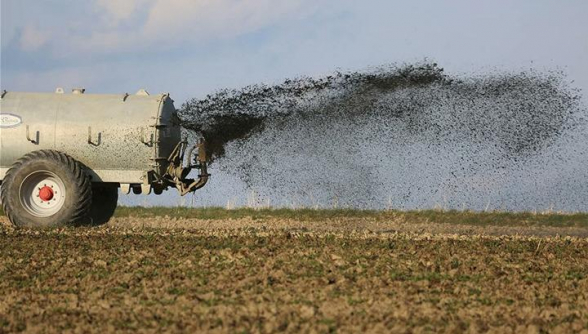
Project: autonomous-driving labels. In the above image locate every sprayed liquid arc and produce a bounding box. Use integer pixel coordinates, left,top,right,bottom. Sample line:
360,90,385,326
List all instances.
179,63,587,211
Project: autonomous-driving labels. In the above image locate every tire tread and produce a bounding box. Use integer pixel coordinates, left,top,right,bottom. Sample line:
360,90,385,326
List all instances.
1,150,92,227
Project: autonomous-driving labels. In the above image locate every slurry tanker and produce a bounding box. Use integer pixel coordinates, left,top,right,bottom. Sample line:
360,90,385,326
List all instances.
0,88,209,227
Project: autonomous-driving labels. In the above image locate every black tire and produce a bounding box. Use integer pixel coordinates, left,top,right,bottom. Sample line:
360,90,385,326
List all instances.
0,150,92,228
88,185,118,225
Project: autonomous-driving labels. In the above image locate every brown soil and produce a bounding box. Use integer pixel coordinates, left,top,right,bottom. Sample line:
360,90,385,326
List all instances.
1,216,587,333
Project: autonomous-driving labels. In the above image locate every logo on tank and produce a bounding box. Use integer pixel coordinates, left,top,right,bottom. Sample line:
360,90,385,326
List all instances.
0,113,22,128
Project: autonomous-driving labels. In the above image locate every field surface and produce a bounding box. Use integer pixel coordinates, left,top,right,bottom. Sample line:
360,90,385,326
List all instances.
1,208,587,333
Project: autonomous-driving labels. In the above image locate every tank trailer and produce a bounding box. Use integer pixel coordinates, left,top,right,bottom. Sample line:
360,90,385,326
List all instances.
0,89,209,228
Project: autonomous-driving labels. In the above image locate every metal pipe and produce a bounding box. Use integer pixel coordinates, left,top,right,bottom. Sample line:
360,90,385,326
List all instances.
179,139,210,195
25,125,38,144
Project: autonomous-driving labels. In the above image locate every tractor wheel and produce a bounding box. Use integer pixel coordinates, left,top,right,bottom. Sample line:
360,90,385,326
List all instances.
88,185,118,225
0,150,92,228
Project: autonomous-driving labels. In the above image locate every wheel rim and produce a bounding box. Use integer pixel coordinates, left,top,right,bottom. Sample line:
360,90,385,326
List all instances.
19,170,66,217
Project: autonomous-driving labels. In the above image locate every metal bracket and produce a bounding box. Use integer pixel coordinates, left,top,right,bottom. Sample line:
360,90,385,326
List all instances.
140,128,154,146
88,127,102,146
141,184,151,195
120,184,131,194
26,125,39,144
178,139,209,195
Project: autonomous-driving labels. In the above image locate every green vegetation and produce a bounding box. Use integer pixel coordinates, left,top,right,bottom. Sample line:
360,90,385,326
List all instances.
1,206,587,227
115,206,588,227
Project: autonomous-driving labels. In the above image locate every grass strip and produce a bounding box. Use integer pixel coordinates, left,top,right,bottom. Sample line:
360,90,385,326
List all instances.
1,206,587,228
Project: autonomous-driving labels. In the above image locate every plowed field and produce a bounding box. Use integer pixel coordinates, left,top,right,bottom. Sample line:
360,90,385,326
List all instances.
1,211,587,333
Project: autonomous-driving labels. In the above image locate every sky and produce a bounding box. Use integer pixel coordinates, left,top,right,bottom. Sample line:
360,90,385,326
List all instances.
2,0,587,102
1,0,587,207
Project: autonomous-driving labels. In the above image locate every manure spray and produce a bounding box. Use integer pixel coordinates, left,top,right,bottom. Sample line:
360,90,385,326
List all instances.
179,62,587,211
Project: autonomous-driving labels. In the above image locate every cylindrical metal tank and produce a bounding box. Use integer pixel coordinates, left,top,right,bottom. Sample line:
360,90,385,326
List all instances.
0,89,209,228
0,90,181,184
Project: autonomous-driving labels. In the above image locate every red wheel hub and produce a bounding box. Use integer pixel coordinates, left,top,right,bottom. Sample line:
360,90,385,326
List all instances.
39,186,54,201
